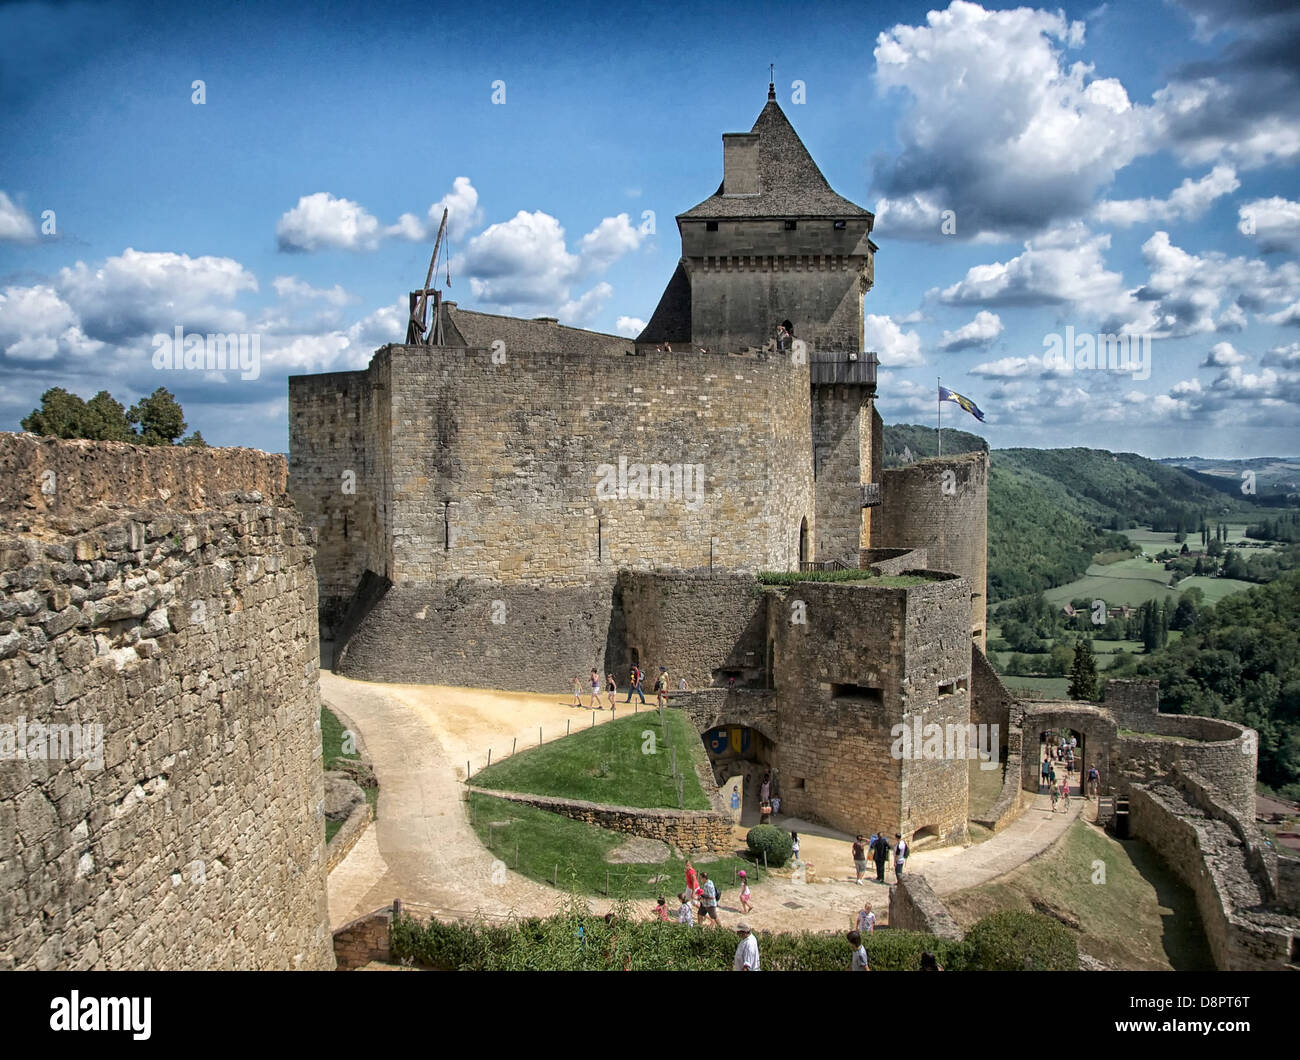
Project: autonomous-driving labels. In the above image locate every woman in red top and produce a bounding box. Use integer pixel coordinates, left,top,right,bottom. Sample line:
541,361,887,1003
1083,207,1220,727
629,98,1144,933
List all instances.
685,860,698,895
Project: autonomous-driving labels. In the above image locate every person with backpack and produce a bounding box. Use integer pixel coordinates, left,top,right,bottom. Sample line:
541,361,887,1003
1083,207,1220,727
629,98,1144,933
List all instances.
625,666,646,705
893,833,908,879
871,831,890,883
1087,764,1100,798
655,667,669,708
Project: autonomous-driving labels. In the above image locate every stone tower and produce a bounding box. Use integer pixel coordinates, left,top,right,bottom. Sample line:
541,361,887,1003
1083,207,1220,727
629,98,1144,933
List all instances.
639,84,882,566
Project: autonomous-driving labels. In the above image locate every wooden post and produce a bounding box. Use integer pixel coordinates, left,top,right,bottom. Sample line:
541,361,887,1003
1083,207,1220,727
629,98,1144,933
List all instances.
567,719,571,735
515,843,519,868
606,869,610,896
539,726,542,746
512,736,517,755
554,864,558,886
466,759,471,781
592,711,595,728
612,706,616,720
487,748,492,767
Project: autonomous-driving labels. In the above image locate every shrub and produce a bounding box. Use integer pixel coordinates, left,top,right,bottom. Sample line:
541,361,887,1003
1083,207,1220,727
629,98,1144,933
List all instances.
745,824,793,867
964,910,1077,971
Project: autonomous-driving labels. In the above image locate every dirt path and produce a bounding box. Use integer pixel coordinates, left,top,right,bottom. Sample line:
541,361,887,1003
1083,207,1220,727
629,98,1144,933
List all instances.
323,672,1087,934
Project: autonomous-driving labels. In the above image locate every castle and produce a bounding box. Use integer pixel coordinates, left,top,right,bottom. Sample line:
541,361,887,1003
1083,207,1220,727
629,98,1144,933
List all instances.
1,90,1295,973
288,85,989,845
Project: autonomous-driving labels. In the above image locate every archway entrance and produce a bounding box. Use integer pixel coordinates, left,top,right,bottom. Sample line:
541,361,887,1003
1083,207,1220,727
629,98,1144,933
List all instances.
1035,727,1085,796
702,724,777,824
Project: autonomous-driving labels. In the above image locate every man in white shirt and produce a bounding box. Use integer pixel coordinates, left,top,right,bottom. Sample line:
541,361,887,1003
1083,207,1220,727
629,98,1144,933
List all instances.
733,921,760,971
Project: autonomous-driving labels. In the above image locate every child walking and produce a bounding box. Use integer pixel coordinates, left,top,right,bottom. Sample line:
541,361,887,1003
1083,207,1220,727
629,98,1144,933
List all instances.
738,870,754,914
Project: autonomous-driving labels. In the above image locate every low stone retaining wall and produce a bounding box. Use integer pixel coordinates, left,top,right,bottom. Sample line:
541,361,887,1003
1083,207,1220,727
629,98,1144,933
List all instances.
333,905,393,970
326,801,373,874
468,787,734,853
888,875,963,940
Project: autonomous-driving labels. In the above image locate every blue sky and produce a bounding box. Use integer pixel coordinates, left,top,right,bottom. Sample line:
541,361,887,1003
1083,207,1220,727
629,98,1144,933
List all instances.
2,0,1298,457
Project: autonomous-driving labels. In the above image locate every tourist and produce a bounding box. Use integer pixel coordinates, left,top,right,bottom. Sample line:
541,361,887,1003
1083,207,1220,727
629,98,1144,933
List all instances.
653,896,669,922
677,891,694,925
571,676,583,707
894,833,908,879
852,835,868,884
590,668,603,710
848,930,869,970
1041,757,1051,789
856,901,876,934
790,830,800,863
1088,765,1100,797
728,675,736,691
738,870,754,913
1050,781,1060,812
1061,778,1070,811
760,772,771,804
871,831,890,883
700,872,720,927
770,794,781,816
625,666,646,704
685,860,698,895
607,673,618,699
655,667,669,708
733,921,760,970
776,324,790,352
678,676,689,693
919,950,944,971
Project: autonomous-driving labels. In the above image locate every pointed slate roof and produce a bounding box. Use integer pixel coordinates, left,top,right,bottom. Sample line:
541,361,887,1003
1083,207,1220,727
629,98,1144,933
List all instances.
680,94,873,221
635,261,693,345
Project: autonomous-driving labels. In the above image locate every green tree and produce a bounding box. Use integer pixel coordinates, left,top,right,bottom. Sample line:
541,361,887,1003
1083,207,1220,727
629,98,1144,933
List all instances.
180,431,208,448
82,390,135,441
128,387,187,446
1066,642,1097,702
21,387,88,438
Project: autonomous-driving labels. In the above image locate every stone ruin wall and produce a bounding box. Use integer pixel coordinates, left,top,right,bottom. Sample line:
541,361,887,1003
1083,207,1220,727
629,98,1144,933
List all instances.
0,434,332,970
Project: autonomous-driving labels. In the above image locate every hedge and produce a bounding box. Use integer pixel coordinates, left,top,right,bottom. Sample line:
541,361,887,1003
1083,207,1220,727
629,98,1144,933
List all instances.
389,903,1075,971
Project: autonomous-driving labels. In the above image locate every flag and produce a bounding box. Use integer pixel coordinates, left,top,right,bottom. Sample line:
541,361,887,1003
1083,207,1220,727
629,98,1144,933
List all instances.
938,385,985,422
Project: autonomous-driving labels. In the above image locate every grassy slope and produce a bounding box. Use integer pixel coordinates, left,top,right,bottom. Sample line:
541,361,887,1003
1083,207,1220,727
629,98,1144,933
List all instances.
942,819,1214,970
467,792,762,900
470,709,711,811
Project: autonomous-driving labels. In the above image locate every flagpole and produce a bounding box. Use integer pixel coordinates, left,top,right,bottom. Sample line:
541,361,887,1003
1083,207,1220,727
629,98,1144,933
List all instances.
937,376,942,457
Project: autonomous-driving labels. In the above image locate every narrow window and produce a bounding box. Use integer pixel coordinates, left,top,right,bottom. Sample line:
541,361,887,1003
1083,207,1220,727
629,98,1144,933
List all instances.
784,220,798,231
833,220,847,230
706,221,719,232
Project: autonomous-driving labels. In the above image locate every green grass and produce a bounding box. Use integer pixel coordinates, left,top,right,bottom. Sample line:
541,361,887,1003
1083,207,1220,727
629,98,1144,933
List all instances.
471,709,710,810
467,792,762,899
942,819,1213,970
322,705,377,843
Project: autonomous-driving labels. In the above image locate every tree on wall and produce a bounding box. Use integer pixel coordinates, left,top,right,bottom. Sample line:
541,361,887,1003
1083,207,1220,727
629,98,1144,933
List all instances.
1068,639,1098,701
128,388,187,445
23,386,204,446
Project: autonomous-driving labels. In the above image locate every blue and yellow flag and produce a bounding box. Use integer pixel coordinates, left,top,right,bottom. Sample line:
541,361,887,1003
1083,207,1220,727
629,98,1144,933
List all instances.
938,385,985,422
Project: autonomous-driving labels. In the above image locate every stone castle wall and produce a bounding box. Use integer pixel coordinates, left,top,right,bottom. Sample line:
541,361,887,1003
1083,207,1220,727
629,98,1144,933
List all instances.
769,577,971,840
288,367,386,634
290,342,816,596
1130,774,1296,971
812,386,871,565
334,574,618,692
0,434,332,970
874,452,988,650
619,571,769,692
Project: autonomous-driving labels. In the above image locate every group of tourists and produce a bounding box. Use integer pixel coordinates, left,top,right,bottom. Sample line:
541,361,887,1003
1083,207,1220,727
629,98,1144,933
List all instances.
571,665,679,710
1040,730,1101,810
852,831,906,883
